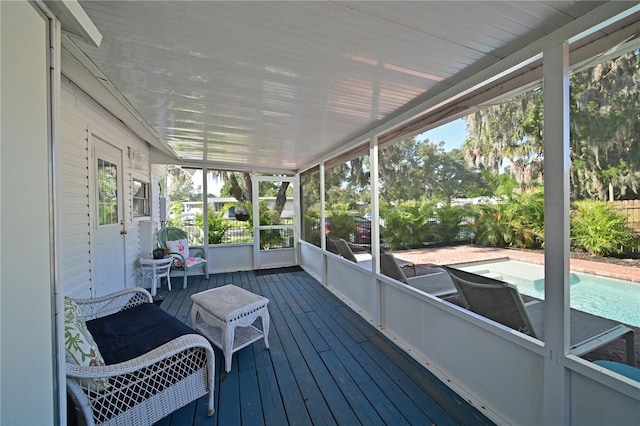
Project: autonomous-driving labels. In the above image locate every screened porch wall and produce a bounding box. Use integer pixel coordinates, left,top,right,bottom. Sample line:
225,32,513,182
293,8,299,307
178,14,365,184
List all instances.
299,241,639,425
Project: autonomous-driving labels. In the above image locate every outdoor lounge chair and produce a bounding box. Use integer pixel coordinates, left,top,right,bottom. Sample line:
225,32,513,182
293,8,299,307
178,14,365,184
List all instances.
443,266,636,366
157,227,209,289
330,237,418,273
330,237,359,262
380,253,457,297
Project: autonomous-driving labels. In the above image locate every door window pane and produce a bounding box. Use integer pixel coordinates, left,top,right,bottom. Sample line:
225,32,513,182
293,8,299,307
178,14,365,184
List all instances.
98,158,118,225
258,179,294,249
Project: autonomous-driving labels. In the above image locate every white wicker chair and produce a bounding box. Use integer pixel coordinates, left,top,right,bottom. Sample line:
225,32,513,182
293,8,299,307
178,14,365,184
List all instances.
66,288,215,426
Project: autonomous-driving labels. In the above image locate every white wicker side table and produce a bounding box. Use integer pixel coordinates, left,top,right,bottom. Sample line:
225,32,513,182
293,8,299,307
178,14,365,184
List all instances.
191,284,270,372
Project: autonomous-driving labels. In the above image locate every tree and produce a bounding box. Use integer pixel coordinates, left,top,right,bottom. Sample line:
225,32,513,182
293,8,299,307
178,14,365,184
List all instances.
570,50,640,200
221,171,290,222
422,148,487,204
379,137,429,203
463,50,640,201
166,166,197,202
325,163,365,210
379,138,486,204
223,171,252,202
462,89,544,191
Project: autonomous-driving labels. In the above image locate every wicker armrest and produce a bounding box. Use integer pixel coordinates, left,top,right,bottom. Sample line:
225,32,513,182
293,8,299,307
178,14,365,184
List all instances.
73,288,153,321
67,334,215,425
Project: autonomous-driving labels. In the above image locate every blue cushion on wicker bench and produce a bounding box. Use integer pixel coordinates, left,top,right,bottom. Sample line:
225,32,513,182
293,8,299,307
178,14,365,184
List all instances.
86,303,195,364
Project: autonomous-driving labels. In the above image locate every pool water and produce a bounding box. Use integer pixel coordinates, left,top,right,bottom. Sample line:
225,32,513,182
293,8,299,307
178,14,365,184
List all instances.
456,259,640,327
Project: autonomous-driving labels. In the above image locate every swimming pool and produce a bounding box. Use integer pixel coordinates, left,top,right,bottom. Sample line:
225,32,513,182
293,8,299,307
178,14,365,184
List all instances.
456,259,640,327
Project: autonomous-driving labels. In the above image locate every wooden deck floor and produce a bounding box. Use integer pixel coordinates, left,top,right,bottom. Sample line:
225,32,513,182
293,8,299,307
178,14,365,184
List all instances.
152,269,495,426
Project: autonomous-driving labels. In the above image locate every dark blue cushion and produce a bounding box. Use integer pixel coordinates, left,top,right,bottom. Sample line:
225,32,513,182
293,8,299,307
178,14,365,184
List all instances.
86,303,195,365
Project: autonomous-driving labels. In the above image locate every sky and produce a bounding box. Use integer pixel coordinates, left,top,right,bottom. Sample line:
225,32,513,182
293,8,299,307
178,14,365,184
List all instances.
417,118,467,152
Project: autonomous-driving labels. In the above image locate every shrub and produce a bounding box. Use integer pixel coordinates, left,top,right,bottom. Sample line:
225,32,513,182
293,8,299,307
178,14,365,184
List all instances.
257,202,283,249
327,210,356,242
433,204,470,244
571,200,635,256
380,200,437,249
502,188,545,249
303,210,321,246
470,204,510,247
471,188,545,249
195,208,231,244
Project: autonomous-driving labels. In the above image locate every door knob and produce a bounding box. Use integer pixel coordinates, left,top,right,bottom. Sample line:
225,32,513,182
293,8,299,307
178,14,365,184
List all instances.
120,229,128,235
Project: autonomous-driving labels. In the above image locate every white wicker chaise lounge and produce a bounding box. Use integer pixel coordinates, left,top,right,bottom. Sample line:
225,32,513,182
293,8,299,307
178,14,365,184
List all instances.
65,288,215,426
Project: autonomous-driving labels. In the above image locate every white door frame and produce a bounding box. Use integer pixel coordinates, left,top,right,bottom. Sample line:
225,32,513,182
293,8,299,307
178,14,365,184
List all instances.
252,174,297,270
88,127,127,297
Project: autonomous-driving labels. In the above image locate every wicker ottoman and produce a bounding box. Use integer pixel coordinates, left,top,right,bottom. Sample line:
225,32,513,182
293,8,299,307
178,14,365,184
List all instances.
191,285,270,372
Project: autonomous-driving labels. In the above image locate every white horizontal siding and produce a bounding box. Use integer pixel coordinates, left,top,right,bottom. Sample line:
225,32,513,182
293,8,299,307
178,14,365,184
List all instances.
151,164,165,223
61,78,152,297
61,87,91,298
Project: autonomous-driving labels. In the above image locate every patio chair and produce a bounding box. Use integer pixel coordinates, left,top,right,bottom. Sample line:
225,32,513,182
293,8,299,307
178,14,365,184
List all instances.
443,266,636,365
157,227,209,289
330,237,359,262
331,237,416,269
380,253,457,297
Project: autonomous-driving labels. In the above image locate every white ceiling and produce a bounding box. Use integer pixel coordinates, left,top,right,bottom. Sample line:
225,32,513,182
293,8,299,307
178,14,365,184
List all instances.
65,1,626,172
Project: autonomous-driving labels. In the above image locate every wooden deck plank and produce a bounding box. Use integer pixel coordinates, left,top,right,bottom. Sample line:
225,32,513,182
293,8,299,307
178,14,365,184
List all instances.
218,364,242,425
308,311,412,426
255,274,338,425
319,350,388,425
238,347,265,425
165,400,198,425
267,274,363,425
192,393,217,426
296,273,370,344
150,269,494,426
288,271,473,424
276,274,331,353
251,342,289,426
237,271,292,426
279,274,404,425
338,306,492,425
249,275,315,425
278,274,448,424
294,283,442,424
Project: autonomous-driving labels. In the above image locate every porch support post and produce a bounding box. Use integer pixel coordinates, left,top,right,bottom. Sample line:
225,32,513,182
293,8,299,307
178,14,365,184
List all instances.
370,135,381,327
320,162,327,285
202,167,208,247
542,41,571,425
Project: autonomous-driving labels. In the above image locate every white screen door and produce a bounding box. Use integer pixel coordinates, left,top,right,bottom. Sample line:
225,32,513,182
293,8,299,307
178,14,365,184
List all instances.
253,176,297,269
92,135,126,297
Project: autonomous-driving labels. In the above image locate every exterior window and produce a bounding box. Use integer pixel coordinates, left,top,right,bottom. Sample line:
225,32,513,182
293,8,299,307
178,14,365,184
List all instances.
132,179,150,217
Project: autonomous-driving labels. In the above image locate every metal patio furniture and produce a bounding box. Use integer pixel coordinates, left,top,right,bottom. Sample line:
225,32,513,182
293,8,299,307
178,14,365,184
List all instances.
443,266,636,366
157,226,209,289
380,253,457,297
